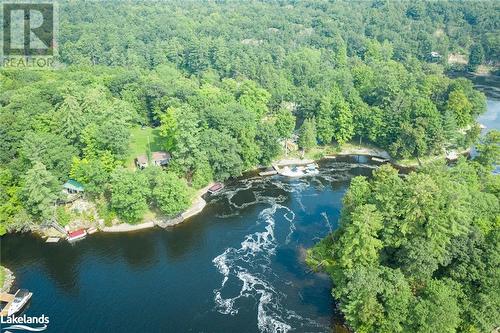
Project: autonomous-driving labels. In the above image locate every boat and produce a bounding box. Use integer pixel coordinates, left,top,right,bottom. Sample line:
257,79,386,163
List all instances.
208,183,224,194
371,157,388,163
7,289,32,316
87,227,98,234
279,165,306,177
67,228,87,242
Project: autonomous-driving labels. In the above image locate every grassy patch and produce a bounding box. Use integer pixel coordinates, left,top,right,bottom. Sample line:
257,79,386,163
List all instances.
127,126,164,168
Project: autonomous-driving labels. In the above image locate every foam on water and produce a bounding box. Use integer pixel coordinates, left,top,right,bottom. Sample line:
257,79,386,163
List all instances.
209,166,367,332
212,191,326,332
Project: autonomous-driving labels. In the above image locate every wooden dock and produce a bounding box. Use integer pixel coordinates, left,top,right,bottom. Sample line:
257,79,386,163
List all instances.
0,292,15,316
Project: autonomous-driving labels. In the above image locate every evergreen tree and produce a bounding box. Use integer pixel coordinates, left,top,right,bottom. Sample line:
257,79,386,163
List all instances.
57,95,85,145
298,118,317,151
468,43,484,72
22,162,59,222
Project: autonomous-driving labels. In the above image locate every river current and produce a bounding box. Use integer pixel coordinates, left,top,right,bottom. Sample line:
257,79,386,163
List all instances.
1,75,498,333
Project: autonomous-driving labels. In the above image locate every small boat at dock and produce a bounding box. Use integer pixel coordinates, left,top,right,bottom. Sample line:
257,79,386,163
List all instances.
371,157,388,163
7,289,33,316
277,163,319,177
208,183,224,194
67,229,87,242
279,165,305,177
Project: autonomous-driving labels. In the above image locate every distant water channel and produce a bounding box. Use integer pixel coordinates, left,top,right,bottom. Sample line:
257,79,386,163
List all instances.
2,75,498,333
466,73,500,173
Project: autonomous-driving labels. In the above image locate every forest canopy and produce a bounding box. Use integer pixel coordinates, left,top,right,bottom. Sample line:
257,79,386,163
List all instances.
307,156,500,333
0,0,497,234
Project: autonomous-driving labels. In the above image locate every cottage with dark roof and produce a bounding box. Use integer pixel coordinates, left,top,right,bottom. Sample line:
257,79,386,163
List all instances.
151,151,171,166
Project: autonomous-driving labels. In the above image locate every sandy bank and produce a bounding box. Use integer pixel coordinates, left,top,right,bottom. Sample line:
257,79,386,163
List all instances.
102,221,155,233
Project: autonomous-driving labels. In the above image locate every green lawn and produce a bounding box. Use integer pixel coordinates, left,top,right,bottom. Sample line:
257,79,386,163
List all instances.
127,126,164,168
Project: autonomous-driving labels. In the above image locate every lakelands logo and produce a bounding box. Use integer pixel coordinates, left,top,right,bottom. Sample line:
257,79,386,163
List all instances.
1,315,49,332
1,0,58,68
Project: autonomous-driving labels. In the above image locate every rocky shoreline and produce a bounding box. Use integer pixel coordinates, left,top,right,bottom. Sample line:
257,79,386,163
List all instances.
1,266,15,293
96,183,214,233
21,145,465,240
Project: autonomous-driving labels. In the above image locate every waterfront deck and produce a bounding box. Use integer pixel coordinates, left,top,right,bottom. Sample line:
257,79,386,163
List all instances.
0,292,14,316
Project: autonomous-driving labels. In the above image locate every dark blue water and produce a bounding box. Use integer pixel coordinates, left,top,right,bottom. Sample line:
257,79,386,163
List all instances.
1,157,377,333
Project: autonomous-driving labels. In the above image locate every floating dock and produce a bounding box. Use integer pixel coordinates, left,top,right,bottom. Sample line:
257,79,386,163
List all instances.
0,292,15,316
45,237,60,243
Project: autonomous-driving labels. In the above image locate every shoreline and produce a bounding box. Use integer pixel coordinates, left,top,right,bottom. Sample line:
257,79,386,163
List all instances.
0,266,15,293
20,145,468,239
101,182,214,233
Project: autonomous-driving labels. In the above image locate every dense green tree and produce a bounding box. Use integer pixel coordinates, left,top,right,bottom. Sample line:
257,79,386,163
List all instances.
255,122,281,165
238,81,271,117
468,44,485,72
201,129,243,181
275,107,296,154
475,130,500,169
298,118,317,151
20,132,77,181
275,108,295,140
309,161,499,333
57,95,85,145
151,170,191,216
410,279,461,333
316,94,335,144
317,86,354,145
22,162,59,222
110,169,149,222
337,204,383,269
446,89,473,128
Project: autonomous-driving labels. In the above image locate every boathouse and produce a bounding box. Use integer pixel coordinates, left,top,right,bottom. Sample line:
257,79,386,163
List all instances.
62,179,84,194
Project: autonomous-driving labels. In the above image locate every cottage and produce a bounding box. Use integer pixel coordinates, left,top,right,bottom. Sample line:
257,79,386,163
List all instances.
135,154,148,169
151,151,171,167
135,151,171,169
430,51,442,58
62,179,84,194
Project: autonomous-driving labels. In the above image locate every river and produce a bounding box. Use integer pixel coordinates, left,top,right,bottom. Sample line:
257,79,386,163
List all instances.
1,75,499,333
1,157,379,333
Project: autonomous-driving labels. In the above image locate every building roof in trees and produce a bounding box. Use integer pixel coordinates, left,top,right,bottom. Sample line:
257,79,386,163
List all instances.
136,154,148,166
151,151,171,162
63,179,84,192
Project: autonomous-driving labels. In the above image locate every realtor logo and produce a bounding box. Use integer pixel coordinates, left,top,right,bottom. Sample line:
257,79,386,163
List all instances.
1,314,49,332
1,1,58,68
